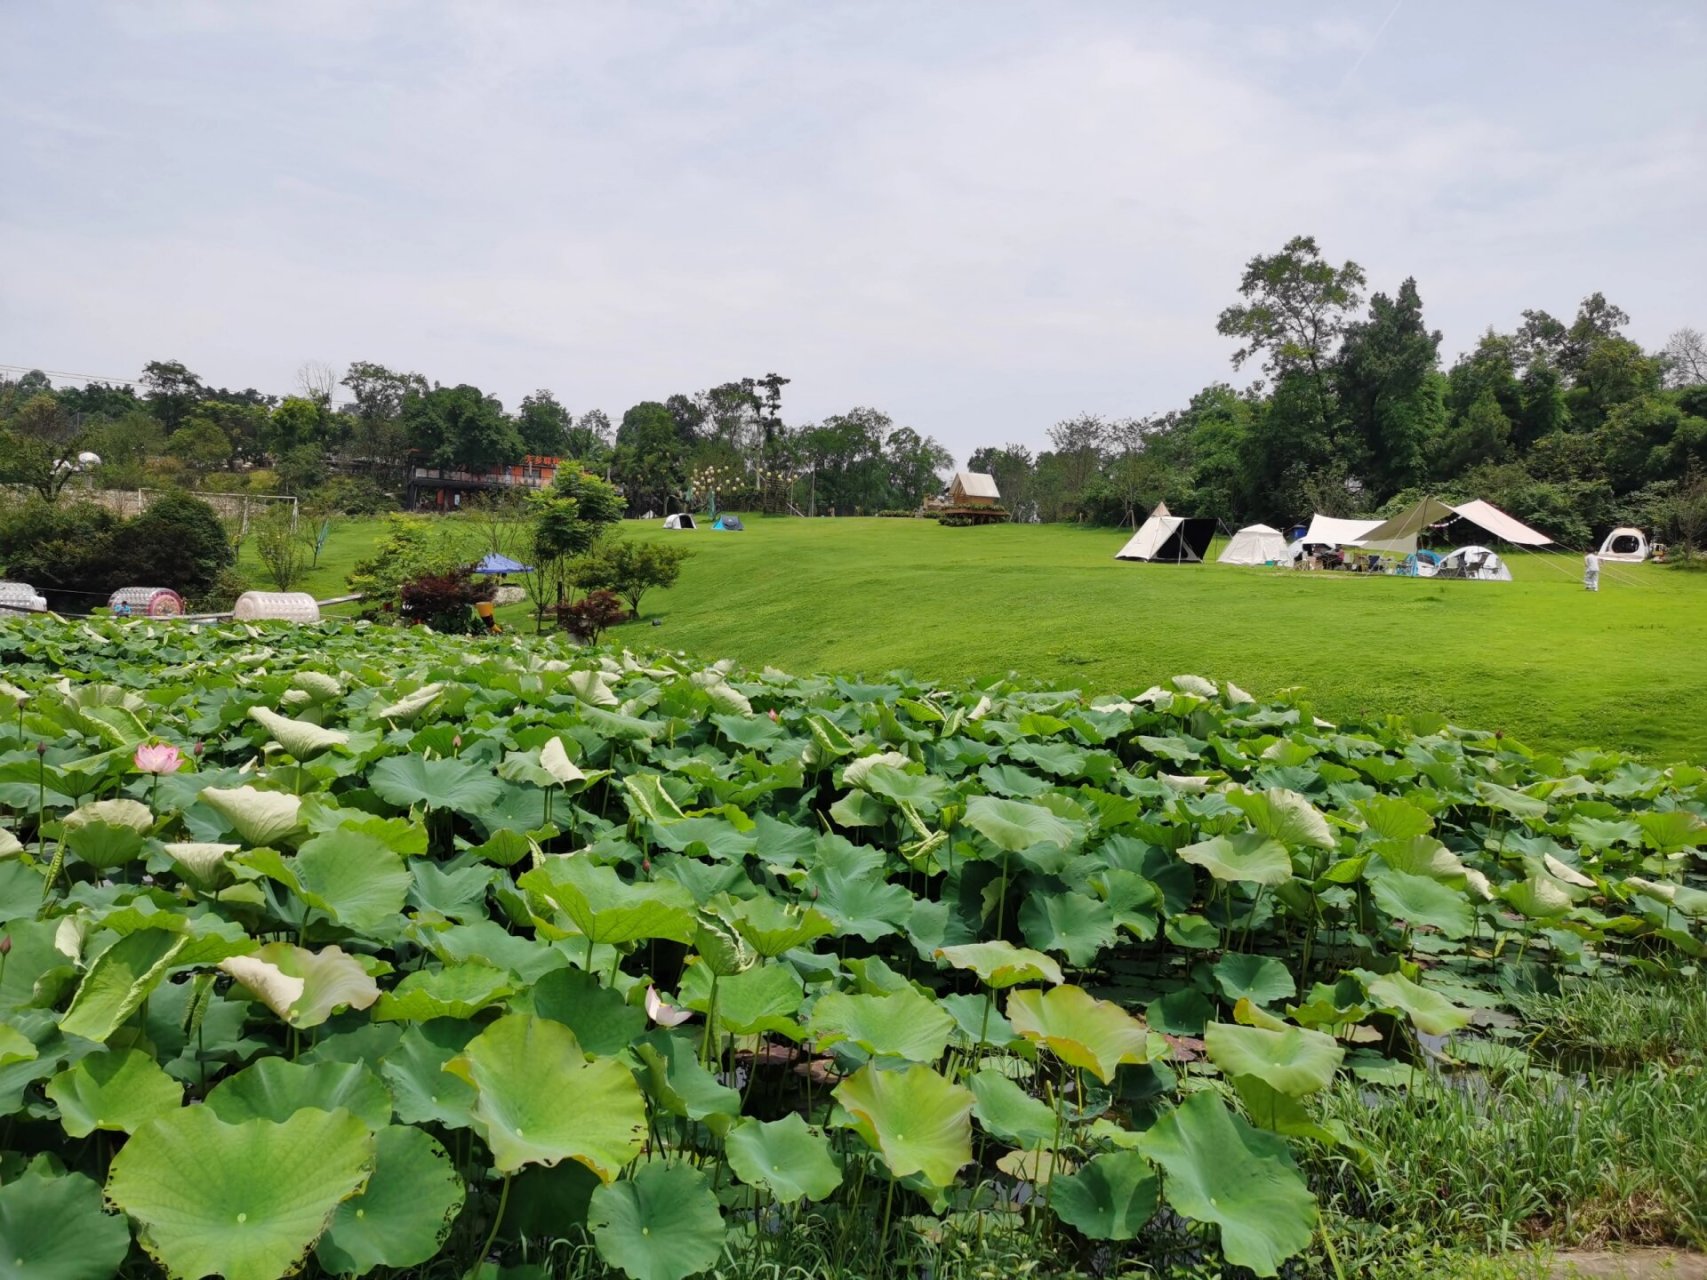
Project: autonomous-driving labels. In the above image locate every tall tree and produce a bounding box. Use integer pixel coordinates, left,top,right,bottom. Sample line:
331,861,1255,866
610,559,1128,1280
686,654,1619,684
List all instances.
140,360,205,431
1660,327,1707,388
1334,277,1445,499
613,402,685,514
402,385,523,470
516,390,572,457
0,391,89,499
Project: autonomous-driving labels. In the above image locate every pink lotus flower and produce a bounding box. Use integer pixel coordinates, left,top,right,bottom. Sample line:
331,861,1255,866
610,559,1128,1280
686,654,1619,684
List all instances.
645,985,693,1028
134,742,183,775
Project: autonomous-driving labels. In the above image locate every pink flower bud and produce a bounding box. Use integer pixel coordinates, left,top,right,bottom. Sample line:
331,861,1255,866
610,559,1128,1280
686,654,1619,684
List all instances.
35,742,47,757
193,741,205,758
0,935,11,956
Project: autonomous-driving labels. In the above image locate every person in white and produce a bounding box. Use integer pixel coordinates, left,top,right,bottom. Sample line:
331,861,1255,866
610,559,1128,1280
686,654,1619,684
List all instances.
1584,551,1601,592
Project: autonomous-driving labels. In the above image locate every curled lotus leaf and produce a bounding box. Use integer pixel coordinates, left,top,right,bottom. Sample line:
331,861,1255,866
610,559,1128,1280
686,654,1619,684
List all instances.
833,1063,974,1187
218,943,381,1028
1007,985,1150,1084
934,941,1064,988
199,785,304,847
247,706,349,758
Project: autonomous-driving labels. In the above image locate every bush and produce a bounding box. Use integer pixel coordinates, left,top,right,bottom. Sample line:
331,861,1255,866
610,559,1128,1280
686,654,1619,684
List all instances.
124,491,233,600
556,588,627,643
577,537,691,618
400,566,495,633
189,566,251,614
0,498,124,607
876,509,920,518
253,506,313,591
347,516,478,617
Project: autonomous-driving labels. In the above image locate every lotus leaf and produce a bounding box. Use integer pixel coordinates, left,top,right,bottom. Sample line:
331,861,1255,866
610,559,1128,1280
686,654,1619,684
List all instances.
61,798,153,869
381,1022,478,1129
934,940,1063,987
1366,867,1474,938
315,1124,465,1276
0,1169,132,1280
1139,1090,1315,1276
520,857,696,945
199,784,304,847
46,1047,182,1136
1049,1149,1159,1241
724,1113,844,1203
368,755,504,814
1007,985,1149,1083
205,1058,394,1130
968,1067,1062,1148
1212,953,1296,1007
247,706,348,758
1204,1019,1343,1096
809,988,956,1062
59,928,187,1043
1230,788,1334,849
834,1063,974,1187
373,962,516,1022
445,1014,646,1178
1179,832,1292,886
106,1106,376,1280
587,1161,727,1280
218,943,381,1028
962,795,1075,853
1357,969,1473,1036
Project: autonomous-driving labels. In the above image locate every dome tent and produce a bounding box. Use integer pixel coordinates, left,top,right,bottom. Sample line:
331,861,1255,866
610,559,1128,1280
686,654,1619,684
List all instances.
1597,527,1648,562
663,513,696,530
712,515,744,531
1217,524,1288,566
1438,546,1512,581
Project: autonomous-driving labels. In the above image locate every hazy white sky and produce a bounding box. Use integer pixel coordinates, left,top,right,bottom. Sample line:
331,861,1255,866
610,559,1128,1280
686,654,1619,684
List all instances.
3,2,1703,462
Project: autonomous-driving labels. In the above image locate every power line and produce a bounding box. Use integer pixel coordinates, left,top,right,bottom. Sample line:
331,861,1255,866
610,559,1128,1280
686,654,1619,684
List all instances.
0,362,139,386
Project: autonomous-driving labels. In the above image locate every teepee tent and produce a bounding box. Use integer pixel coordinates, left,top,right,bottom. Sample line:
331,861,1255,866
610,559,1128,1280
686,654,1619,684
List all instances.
1597,527,1649,562
1115,502,1217,563
1218,524,1289,566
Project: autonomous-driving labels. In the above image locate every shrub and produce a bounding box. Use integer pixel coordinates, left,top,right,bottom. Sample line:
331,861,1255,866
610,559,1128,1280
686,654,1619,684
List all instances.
347,515,478,616
253,505,313,591
578,536,691,618
124,491,233,600
189,566,251,613
400,566,494,633
876,509,919,518
556,588,627,642
0,498,123,606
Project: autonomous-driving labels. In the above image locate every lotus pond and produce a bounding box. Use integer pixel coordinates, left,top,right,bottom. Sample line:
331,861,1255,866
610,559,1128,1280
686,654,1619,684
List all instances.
0,616,1702,1280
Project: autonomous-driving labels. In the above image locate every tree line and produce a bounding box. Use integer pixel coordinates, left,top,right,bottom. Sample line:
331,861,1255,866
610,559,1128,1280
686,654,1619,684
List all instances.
3,233,1704,546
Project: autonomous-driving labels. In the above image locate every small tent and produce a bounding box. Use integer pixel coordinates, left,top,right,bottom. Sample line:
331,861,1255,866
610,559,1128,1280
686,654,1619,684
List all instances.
1114,502,1217,563
663,513,696,530
948,471,1001,506
1218,524,1289,566
712,515,744,531
473,553,533,575
1439,546,1513,581
1597,527,1648,562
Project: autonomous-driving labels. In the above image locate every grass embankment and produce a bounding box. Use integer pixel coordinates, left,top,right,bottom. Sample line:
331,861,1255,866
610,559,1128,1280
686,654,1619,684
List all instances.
254,514,1707,763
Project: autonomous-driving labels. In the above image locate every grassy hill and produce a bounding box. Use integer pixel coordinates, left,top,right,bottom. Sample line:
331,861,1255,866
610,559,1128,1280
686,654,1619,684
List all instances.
249,513,1707,762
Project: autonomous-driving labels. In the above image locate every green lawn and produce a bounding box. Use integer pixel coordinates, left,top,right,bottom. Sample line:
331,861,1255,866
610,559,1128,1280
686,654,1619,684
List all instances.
256,514,1707,763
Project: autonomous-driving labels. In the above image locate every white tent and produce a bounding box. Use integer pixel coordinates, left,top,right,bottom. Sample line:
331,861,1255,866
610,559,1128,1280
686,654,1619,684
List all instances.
1357,496,1552,555
949,471,1001,504
1298,514,1385,547
1218,524,1289,566
1439,546,1513,581
1597,527,1648,562
1114,503,1216,563
663,513,696,530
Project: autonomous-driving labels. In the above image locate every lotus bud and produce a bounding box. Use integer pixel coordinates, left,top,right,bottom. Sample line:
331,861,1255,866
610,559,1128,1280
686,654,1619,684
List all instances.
193,741,205,758
453,735,462,750
35,742,47,757
0,935,11,956
642,858,652,875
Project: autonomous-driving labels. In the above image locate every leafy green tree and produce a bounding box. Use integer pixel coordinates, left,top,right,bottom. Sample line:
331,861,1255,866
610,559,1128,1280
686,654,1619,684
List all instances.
347,515,478,616
166,420,233,477
253,504,312,590
341,361,426,476
403,384,524,470
1334,278,1444,500
967,444,1037,521
884,426,953,509
0,391,88,500
567,409,613,463
140,360,205,431
524,466,626,627
124,491,233,598
613,402,685,514
1434,388,1512,478
580,537,692,618
268,396,331,458
517,390,572,457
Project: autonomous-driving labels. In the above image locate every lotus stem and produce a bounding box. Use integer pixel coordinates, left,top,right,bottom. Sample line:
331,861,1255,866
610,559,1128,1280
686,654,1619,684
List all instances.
475,1172,512,1272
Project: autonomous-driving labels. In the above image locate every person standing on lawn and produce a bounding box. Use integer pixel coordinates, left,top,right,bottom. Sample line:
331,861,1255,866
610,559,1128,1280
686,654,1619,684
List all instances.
1584,550,1601,592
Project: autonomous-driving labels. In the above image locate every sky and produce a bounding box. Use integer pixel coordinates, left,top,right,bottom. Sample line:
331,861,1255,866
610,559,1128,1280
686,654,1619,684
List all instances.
3,1,1704,464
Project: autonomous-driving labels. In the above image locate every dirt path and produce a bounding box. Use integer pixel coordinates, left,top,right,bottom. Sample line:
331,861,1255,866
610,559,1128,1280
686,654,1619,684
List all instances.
1552,1250,1707,1279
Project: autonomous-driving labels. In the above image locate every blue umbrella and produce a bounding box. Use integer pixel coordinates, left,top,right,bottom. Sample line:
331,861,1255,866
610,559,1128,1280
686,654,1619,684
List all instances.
473,553,533,574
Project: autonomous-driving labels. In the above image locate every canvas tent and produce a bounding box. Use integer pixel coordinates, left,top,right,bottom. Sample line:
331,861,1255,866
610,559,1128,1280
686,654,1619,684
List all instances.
1115,502,1218,563
949,471,1001,506
1218,524,1289,566
1439,546,1513,581
1297,514,1385,548
1355,496,1552,556
1597,527,1649,562
663,513,696,530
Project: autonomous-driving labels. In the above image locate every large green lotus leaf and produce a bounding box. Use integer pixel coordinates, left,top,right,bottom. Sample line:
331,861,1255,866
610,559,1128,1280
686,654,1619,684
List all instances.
1179,833,1292,887
934,941,1063,988
367,755,503,815
1007,985,1149,1084
381,1022,478,1129
1139,1090,1316,1277
247,706,349,758
1501,874,1573,919
1475,781,1547,823
968,1068,1062,1148
862,763,949,815
373,963,516,1023
724,1114,843,1203
1050,1149,1159,1241
833,1063,974,1187
206,1058,393,1130
634,1032,740,1132
1357,970,1473,1036
690,961,804,1038
0,1022,37,1067
942,992,1016,1048
1212,954,1296,1007
61,798,153,869
620,773,685,825
1355,795,1434,841
218,942,381,1028
315,1124,465,1277
528,967,647,1056
1204,1021,1343,1096
372,682,444,723
199,785,304,847
1018,890,1118,966
445,1014,647,1178
243,839,411,937
162,841,240,890
722,894,836,957
809,988,955,1062
1567,816,1641,849
59,928,187,1043
1636,809,1706,852
810,870,914,942
587,1161,726,1280
46,1047,182,1136
1372,835,1467,881
518,858,696,945
963,795,1075,854
0,1168,132,1280
1367,867,1474,939
107,1106,376,1280
1228,788,1333,850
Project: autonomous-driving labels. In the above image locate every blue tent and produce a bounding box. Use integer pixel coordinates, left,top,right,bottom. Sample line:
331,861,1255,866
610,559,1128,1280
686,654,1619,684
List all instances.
473,553,533,574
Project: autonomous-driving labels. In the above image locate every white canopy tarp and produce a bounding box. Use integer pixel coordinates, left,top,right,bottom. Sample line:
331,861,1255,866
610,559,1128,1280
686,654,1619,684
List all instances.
1356,496,1552,555
1218,524,1289,566
1298,514,1384,547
